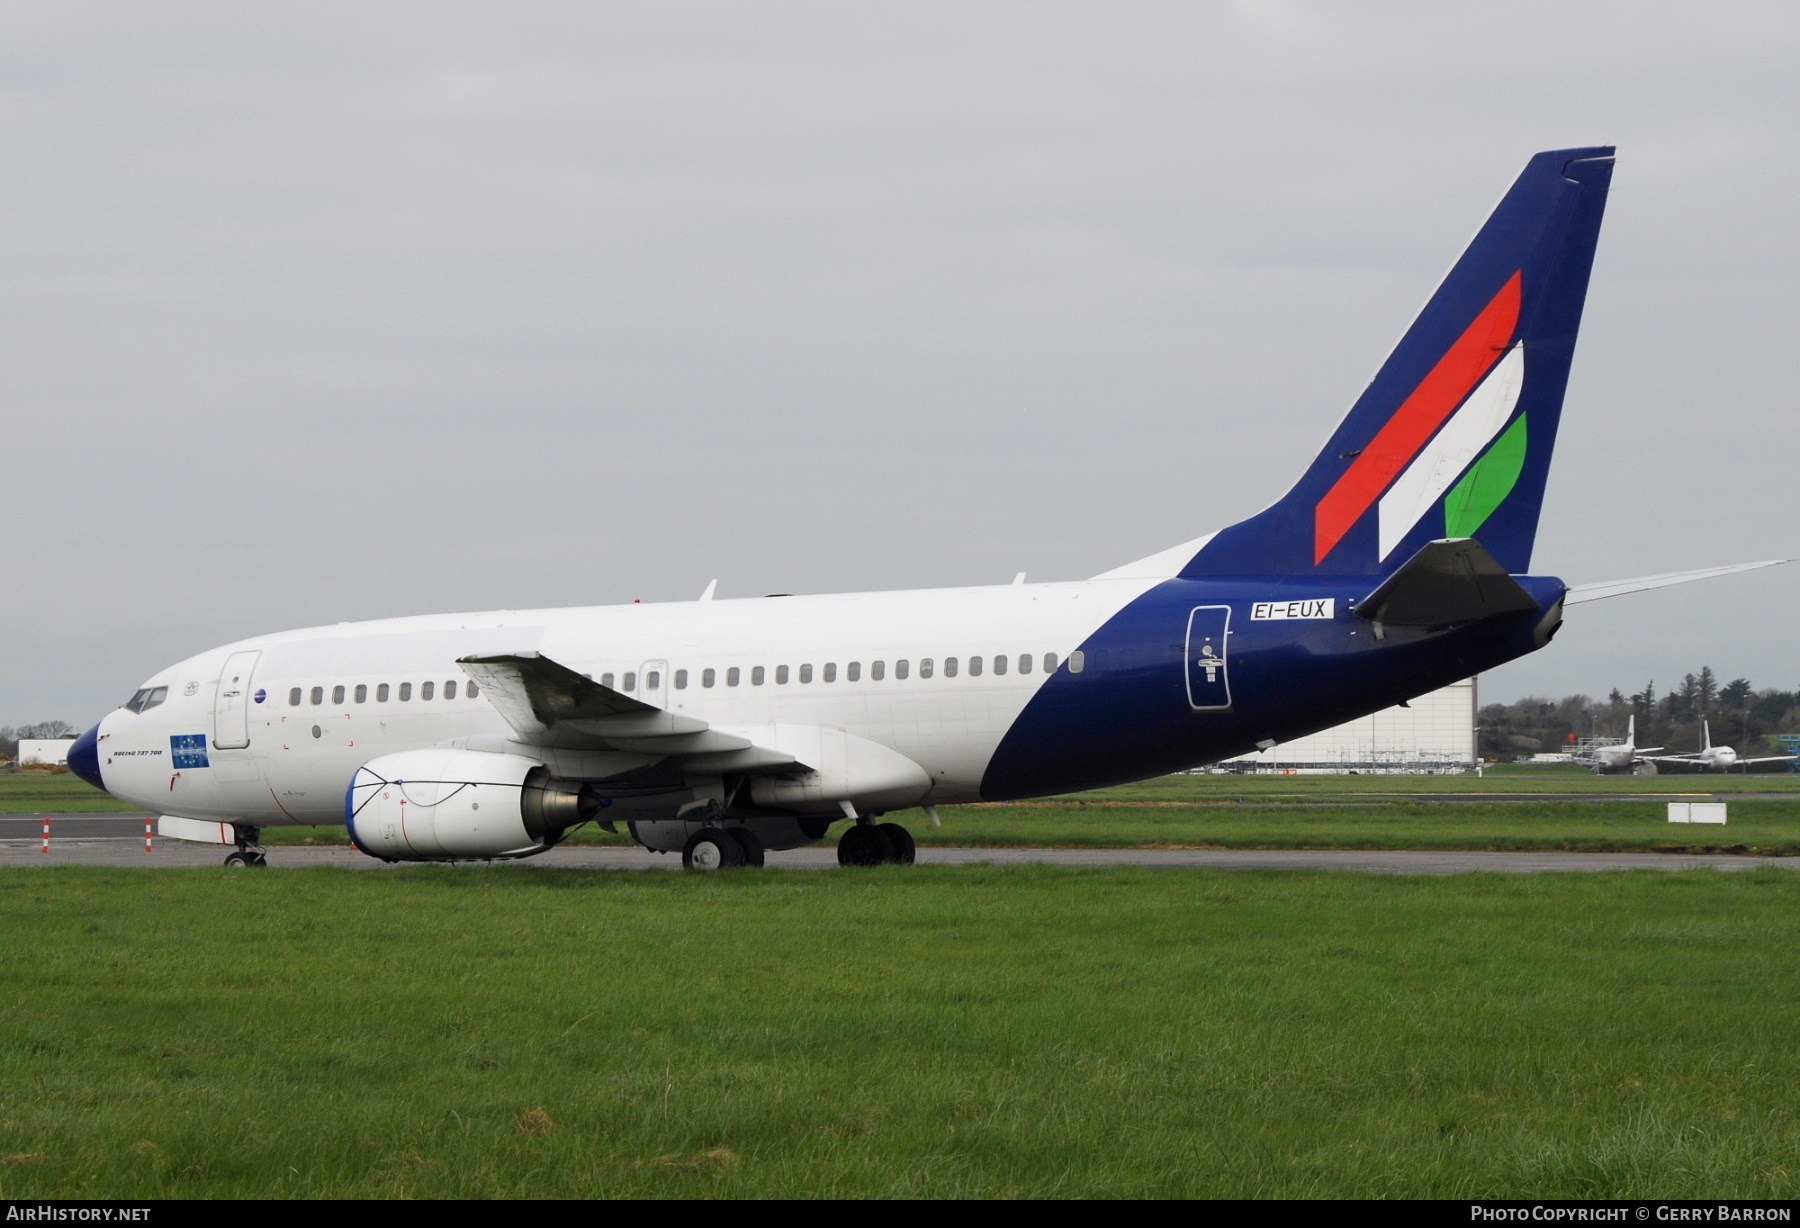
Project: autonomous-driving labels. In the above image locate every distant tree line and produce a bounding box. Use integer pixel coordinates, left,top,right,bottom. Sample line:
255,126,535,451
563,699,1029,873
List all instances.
0,721,78,761
1479,669,1800,761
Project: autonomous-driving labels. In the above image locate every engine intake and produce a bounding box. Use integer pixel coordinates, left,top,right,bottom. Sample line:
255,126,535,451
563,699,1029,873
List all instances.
347,748,602,861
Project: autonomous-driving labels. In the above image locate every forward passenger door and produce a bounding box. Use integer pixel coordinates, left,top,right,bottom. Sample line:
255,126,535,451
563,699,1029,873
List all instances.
213,650,262,749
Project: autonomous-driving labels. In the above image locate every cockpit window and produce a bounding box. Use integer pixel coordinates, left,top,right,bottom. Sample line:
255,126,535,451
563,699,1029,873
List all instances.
123,686,168,714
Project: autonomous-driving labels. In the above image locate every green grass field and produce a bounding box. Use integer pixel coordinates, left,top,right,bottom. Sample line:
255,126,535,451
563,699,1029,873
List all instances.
1,865,1796,1198
0,773,139,813
1057,764,1800,799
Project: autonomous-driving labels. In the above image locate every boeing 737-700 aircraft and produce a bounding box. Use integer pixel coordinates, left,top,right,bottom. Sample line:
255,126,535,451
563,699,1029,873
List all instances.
68,147,1787,868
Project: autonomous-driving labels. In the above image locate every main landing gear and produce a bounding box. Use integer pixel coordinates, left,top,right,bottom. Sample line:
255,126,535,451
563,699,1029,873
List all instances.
836,821,915,867
681,826,766,871
223,826,267,868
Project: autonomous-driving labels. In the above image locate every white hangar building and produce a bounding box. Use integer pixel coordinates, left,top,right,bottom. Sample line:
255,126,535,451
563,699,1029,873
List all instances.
16,738,77,767
1214,678,1478,774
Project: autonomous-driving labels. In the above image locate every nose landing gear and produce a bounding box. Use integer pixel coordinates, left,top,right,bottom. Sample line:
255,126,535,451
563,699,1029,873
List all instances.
222,826,267,868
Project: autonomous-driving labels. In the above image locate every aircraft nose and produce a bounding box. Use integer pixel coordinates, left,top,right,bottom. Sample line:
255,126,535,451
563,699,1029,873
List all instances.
68,723,106,792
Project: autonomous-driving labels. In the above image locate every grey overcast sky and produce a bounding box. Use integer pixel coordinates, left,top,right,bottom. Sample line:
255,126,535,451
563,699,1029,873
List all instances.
2,1,1795,727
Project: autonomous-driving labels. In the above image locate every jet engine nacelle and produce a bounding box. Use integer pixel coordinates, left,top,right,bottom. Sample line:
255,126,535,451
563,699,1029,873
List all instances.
347,748,600,861
745,725,931,816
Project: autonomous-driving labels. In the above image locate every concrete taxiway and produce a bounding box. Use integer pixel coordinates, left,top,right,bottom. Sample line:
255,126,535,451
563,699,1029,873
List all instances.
2,816,1793,874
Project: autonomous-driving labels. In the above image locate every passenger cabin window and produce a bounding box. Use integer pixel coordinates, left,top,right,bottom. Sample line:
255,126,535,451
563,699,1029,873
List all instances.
421,681,434,700
1018,654,1032,675
333,685,346,704
354,684,368,703
1044,652,1058,673
1069,650,1085,674
601,673,615,688
468,681,479,698
871,661,884,681
288,687,303,707
623,672,637,691
848,662,862,681
968,656,982,677
992,655,1006,676
702,668,715,688
377,683,390,702
310,686,324,705
727,667,740,687
674,670,688,689
646,671,661,690
399,682,413,701
895,660,908,680
445,681,457,700
798,664,812,684
944,658,958,678
824,663,837,682
919,658,933,679
776,665,790,684
752,666,765,686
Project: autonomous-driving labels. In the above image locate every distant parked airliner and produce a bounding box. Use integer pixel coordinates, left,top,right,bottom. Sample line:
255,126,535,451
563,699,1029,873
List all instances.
70,147,1786,868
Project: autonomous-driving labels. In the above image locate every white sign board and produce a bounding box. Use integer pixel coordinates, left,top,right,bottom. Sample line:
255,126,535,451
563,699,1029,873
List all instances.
1667,802,1727,825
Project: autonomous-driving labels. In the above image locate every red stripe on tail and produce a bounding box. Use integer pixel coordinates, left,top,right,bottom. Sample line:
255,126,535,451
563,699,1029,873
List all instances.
1313,271,1522,563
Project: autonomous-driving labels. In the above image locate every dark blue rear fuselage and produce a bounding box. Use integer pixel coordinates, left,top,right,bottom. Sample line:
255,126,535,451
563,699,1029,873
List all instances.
981,575,1562,799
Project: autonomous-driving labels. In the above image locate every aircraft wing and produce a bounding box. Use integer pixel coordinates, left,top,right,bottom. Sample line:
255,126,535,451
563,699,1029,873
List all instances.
1729,754,1800,766
1565,560,1789,605
457,651,798,769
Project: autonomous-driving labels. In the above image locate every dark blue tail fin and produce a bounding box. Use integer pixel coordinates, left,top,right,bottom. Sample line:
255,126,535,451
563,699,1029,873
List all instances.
1183,147,1614,578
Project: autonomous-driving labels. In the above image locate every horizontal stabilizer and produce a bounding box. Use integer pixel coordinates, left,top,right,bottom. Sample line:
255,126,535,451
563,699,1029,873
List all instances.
1564,559,1789,605
1356,538,1540,627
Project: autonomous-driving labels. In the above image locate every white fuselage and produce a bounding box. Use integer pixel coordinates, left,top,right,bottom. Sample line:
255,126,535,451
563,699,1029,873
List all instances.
92,577,1157,827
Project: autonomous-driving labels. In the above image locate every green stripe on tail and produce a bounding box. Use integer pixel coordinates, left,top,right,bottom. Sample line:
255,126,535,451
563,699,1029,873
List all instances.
1444,414,1527,539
